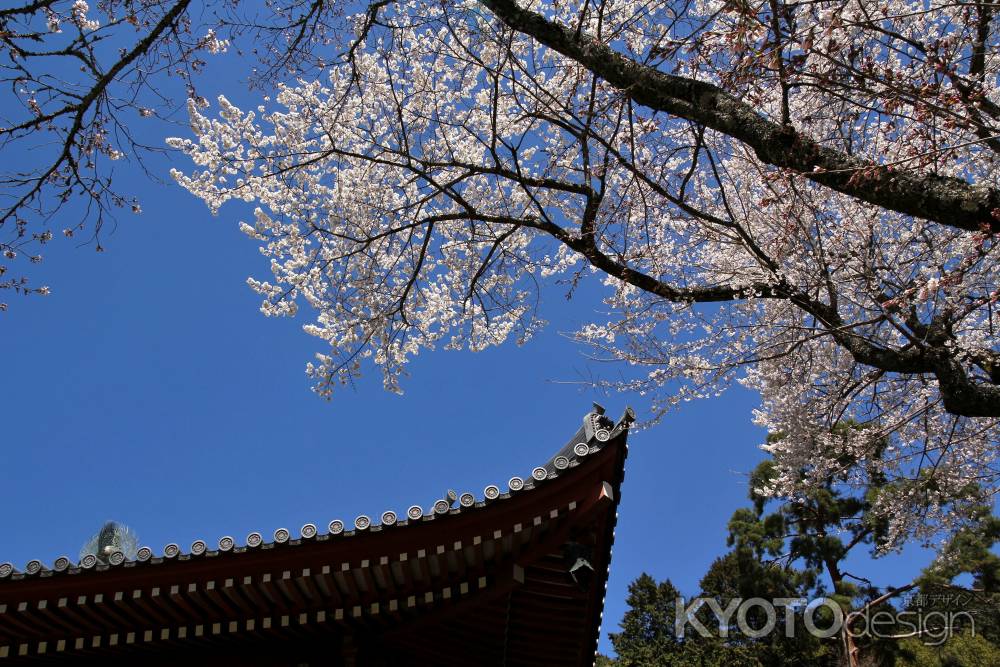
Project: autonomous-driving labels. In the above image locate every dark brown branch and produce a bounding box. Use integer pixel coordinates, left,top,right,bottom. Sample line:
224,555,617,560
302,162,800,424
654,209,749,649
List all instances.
477,0,1000,234
0,0,193,227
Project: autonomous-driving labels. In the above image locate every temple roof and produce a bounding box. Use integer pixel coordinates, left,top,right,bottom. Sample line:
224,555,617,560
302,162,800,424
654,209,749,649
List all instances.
0,406,633,665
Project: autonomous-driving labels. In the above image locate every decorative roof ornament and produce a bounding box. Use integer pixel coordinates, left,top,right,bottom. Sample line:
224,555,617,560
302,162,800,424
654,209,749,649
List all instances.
563,541,596,589
79,521,139,565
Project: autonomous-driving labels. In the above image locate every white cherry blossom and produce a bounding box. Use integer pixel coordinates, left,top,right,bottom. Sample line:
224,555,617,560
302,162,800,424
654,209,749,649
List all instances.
169,0,1000,546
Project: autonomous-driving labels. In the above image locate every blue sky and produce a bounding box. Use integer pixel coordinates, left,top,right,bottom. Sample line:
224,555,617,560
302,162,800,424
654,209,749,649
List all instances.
0,33,937,655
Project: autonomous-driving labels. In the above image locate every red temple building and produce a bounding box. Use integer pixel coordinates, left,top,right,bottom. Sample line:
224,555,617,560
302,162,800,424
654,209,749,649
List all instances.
0,406,632,665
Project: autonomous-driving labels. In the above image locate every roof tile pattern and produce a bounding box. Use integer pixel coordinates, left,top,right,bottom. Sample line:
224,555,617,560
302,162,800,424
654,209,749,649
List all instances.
0,406,633,666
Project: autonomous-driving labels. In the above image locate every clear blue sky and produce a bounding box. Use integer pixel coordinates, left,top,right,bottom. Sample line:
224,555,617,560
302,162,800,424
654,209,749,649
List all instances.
0,36,934,656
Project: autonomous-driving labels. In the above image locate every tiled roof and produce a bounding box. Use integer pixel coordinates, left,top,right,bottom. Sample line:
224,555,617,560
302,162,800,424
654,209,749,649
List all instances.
1,405,632,581
0,406,633,666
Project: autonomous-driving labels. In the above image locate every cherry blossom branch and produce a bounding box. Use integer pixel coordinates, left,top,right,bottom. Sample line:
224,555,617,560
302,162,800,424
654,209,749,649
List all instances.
477,0,1000,234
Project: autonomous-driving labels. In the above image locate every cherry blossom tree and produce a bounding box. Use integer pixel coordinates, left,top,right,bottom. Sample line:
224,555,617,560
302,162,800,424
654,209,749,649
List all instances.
0,0,346,302
168,0,1000,547
7,0,996,547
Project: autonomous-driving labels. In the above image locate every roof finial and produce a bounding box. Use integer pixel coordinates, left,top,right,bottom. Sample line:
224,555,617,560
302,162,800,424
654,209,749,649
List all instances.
79,521,139,565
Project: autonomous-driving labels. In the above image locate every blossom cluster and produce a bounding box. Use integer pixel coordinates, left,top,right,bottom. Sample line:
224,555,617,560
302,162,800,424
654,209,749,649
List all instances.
170,0,1000,547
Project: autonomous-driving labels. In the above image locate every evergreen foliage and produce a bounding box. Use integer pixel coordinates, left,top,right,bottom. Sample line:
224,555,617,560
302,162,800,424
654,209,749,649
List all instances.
603,444,1000,666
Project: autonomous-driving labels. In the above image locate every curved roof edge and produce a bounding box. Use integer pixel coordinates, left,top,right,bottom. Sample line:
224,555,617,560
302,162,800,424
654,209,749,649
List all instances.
0,406,634,583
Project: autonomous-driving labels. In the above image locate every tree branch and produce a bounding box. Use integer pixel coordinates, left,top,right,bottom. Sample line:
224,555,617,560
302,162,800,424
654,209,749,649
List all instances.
477,0,1000,234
